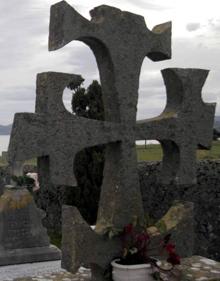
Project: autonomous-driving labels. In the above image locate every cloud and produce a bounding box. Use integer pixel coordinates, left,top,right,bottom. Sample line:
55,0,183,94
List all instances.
207,18,220,32
121,0,171,11
186,22,201,32
0,0,220,127
0,100,35,125
0,87,35,102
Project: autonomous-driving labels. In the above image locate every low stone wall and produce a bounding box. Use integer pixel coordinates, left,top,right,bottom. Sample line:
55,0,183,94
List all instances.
10,257,220,281
1,160,220,261
35,160,220,261
138,160,220,261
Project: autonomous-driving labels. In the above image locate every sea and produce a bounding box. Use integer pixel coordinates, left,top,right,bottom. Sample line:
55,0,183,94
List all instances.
0,135,10,155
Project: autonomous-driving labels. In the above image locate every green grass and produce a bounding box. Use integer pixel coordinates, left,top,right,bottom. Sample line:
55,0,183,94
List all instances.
0,157,36,167
137,144,163,161
137,140,220,162
48,232,62,249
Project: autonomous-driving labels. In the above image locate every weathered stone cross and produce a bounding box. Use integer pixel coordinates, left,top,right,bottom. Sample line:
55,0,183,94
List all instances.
8,1,215,280
137,68,216,185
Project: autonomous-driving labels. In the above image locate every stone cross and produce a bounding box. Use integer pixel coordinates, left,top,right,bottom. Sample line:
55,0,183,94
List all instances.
137,68,216,184
8,1,216,280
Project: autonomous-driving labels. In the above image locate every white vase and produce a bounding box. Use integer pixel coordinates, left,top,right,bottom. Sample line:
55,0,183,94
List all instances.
111,259,155,281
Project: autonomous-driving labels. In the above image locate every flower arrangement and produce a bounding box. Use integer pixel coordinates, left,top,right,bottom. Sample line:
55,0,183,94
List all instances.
11,175,35,192
114,221,180,280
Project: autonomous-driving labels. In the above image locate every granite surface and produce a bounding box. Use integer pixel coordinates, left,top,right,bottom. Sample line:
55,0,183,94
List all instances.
0,186,60,265
7,1,216,280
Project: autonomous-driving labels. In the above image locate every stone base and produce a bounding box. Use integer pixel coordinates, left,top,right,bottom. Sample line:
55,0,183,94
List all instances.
0,245,61,266
1,256,219,281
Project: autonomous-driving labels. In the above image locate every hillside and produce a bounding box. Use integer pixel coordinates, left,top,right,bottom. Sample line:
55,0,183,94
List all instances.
0,124,12,135
214,116,220,131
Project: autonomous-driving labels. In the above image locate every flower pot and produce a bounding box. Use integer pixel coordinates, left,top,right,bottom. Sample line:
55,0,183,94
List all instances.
111,259,155,281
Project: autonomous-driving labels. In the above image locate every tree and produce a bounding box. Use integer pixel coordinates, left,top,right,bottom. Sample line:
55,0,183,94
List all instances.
213,128,220,141
69,80,105,224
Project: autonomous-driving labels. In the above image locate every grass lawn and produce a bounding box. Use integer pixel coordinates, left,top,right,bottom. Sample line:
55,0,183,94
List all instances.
136,140,220,162
0,157,37,167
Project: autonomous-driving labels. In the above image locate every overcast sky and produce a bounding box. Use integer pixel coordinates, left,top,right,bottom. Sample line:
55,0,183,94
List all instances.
0,0,220,125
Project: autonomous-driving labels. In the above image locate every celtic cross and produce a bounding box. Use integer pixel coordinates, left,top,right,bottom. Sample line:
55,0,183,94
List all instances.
8,1,215,280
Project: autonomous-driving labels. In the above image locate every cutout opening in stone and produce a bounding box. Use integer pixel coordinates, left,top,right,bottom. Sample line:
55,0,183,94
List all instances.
137,60,167,121
136,139,162,162
72,144,105,225
63,86,76,115
63,79,105,121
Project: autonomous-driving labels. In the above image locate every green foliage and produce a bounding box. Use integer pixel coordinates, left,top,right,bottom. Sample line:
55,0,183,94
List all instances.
70,80,105,224
71,80,104,120
213,128,220,141
12,175,35,193
48,231,62,249
12,175,35,186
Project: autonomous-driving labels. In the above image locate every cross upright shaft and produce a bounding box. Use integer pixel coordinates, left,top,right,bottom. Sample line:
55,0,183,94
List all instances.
49,0,172,232
8,1,216,280
8,3,172,278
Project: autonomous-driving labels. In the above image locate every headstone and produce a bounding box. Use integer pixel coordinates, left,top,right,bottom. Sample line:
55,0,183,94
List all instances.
147,201,194,258
7,1,216,280
0,185,60,265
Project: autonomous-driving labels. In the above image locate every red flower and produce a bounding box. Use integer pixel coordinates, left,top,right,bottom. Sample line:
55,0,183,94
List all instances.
163,233,172,245
167,252,181,265
124,223,133,234
165,243,176,254
136,232,149,242
135,232,149,251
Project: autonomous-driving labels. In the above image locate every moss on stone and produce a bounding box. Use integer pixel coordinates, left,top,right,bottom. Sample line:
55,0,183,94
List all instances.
157,202,189,231
0,189,32,211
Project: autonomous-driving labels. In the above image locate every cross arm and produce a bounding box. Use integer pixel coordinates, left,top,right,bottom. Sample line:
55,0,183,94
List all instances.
161,68,216,148
136,68,216,147
48,116,123,185
49,1,172,63
136,114,177,141
8,113,122,186
8,113,49,163
49,1,94,51
196,102,216,149
136,68,216,184
36,72,84,114
147,21,172,61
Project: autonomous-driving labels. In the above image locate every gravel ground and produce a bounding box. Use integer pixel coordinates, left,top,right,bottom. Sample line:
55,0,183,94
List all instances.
1,256,220,281
0,261,89,281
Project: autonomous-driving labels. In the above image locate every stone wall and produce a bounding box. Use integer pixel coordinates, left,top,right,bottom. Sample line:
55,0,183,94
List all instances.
36,160,220,261
1,160,220,260
138,160,220,261
35,159,220,260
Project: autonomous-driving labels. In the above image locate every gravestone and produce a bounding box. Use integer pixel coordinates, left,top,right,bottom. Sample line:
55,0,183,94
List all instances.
0,185,60,265
7,1,216,280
